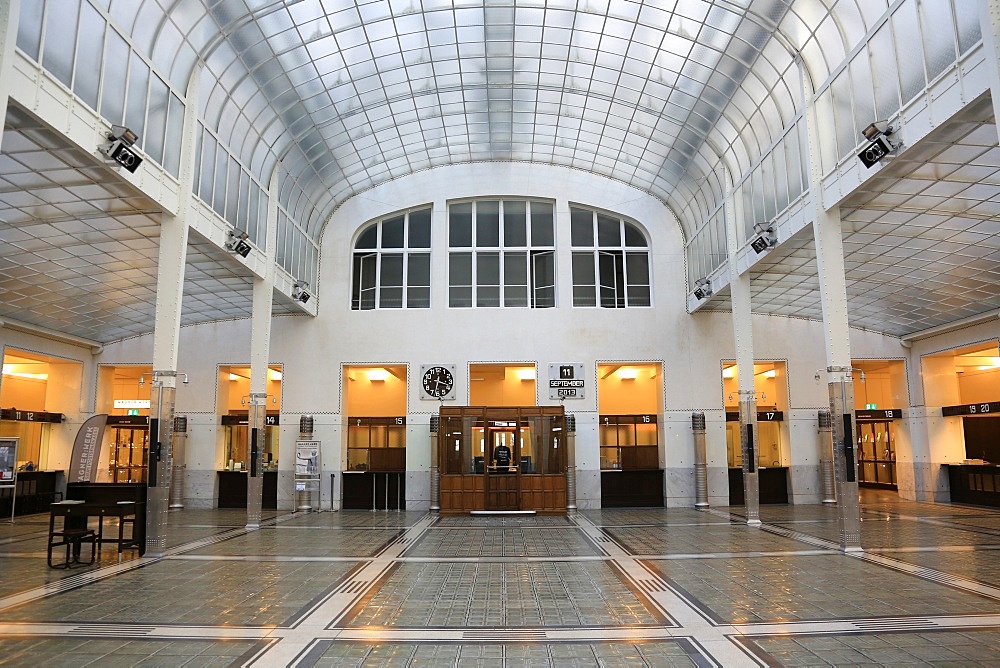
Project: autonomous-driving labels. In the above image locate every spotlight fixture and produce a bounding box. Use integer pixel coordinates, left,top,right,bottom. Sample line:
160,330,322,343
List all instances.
857,120,897,169
750,223,778,254
98,124,143,173
225,229,252,258
292,280,311,304
692,278,713,301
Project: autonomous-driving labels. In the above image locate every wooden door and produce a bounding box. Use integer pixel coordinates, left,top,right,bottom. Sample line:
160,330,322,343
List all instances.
485,427,519,510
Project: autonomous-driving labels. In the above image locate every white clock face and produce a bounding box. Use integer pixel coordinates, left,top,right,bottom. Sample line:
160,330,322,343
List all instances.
422,366,454,398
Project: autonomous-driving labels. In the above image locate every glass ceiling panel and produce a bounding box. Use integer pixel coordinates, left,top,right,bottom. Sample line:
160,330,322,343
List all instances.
97,0,895,246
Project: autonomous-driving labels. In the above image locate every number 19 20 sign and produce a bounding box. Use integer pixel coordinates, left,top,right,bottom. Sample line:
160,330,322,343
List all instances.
548,363,585,400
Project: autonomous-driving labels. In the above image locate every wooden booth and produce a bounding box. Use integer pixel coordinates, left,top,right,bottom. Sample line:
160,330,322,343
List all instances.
438,406,567,514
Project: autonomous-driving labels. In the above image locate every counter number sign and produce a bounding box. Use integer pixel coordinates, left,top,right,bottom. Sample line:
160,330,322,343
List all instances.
549,363,585,400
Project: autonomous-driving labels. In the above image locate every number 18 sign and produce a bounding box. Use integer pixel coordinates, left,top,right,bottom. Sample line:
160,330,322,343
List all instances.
548,363,585,400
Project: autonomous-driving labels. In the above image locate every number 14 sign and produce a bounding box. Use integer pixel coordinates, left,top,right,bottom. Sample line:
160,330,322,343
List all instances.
548,363,585,400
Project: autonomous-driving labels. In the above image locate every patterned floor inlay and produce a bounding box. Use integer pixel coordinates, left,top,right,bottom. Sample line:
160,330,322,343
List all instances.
3,495,1000,666
738,628,1000,666
300,640,705,667
344,561,664,628
0,636,266,667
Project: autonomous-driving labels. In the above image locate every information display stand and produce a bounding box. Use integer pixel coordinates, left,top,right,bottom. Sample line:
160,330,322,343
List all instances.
295,440,320,511
1,438,19,522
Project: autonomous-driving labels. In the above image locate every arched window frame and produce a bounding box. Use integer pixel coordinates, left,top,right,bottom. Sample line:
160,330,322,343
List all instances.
351,206,432,310
570,206,651,308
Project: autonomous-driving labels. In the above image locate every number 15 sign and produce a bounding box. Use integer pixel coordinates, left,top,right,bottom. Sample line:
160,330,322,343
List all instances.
548,363,585,400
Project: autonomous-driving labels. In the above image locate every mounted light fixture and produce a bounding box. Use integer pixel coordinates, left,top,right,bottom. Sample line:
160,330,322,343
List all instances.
225,229,252,258
367,368,389,381
692,278,713,301
618,368,638,380
750,223,778,254
292,280,311,303
516,368,536,381
858,120,898,168
98,124,143,173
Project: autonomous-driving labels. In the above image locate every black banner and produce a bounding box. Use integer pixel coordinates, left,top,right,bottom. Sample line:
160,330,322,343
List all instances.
855,409,902,421
1,408,63,423
107,415,150,427
725,411,784,422
942,401,1000,417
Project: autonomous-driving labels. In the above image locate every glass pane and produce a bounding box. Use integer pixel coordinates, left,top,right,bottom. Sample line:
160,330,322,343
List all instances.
387,426,406,447
380,254,404,286
599,422,618,446
530,201,554,246
449,203,473,247
600,446,621,470
636,421,657,446
757,421,782,467
627,286,650,307
75,3,105,109
504,285,528,307
16,1,44,60
407,253,430,286
125,55,149,144
100,30,129,123
408,208,432,248
573,286,596,307
348,422,371,448
380,287,402,309
623,221,646,247
450,286,472,308
572,252,594,284
450,252,472,283
348,448,370,471
356,225,378,249
597,214,621,246
476,200,500,246
532,250,555,308
570,208,593,246
42,2,79,87
407,286,430,308
382,216,405,248
477,250,500,306
503,201,527,246
504,252,527,286
371,425,388,448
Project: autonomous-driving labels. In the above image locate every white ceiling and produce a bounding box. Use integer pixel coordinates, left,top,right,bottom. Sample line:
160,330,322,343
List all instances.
702,96,1000,338
0,105,303,344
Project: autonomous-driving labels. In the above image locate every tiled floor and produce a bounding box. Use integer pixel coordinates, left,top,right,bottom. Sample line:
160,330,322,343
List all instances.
2,494,1000,666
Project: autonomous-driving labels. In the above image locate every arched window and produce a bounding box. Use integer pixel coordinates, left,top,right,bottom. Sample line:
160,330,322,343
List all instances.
570,207,650,308
448,199,555,308
351,207,431,310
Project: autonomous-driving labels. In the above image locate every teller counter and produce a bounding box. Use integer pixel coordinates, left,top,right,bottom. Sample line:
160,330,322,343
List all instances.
728,467,789,505
0,470,63,516
946,463,1000,508
217,470,277,509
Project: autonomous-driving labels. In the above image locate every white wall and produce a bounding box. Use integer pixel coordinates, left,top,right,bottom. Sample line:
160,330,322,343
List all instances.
87,163,911,510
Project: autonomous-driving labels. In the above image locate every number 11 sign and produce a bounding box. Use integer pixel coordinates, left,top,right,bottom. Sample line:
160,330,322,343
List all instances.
548,363,585,400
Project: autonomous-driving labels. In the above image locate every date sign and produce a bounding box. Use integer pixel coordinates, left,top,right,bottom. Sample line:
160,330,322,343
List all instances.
549,363,585,400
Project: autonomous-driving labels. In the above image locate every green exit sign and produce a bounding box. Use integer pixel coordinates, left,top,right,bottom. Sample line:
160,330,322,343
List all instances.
865,403,877,410
127,409,140,416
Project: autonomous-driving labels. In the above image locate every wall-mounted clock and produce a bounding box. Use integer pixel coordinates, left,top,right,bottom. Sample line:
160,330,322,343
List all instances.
419,365,456,400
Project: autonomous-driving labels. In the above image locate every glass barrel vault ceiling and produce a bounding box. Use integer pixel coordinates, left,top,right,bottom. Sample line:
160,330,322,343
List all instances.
2,0,999,344
110,0,887,241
